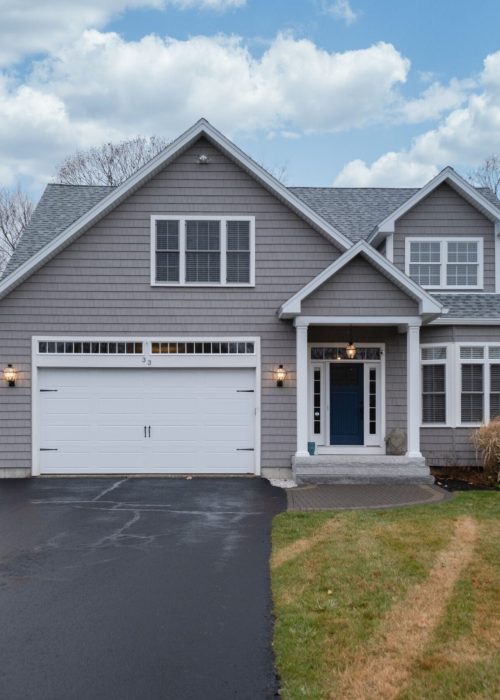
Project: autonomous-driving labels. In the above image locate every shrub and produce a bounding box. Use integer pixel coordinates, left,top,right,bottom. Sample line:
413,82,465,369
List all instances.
472,418,500,483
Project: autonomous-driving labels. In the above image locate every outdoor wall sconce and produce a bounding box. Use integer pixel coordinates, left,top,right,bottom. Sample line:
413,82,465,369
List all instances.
345,325,357,360
275,365,287,387
198,154,209,164
4,364,16,387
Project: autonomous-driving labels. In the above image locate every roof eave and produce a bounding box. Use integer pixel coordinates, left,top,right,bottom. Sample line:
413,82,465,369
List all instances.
368,167,500,244
279,240,442,319
0,119,353,301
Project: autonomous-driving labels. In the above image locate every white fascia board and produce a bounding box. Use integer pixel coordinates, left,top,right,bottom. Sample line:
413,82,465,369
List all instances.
279,240,442,318
0,118,351,301
201,124,352,252
369,167,500,242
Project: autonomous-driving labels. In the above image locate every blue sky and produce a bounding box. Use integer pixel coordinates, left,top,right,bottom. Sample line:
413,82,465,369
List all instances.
1,0,500,197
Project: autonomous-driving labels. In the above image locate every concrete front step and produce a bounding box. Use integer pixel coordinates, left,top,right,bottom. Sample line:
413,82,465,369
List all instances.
292,455,433,485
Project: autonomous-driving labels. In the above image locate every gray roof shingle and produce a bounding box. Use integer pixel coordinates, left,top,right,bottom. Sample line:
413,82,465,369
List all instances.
432,294,500,320
3,184,114,278
3,178,500,315
289,187,419,242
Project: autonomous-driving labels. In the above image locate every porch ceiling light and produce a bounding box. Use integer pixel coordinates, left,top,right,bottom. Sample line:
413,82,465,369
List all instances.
3,364,16,387
275,364,286,387
345,326,357,360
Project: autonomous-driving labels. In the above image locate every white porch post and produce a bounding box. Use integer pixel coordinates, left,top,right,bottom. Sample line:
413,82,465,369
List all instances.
406,323,422,457
295,320,309,456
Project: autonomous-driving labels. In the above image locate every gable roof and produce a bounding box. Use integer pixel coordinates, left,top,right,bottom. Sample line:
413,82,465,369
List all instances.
289,187,418,243
279,240,443,319
3,184,114,278
368,167,500,244
0,118,352,299
291,185,500,243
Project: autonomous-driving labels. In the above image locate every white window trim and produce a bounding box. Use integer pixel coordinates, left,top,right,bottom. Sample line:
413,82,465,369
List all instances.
150,215,255,287
307,343,385,453
456,342,500,428
420,343,454,428
405,237,483,290
420,342,500,428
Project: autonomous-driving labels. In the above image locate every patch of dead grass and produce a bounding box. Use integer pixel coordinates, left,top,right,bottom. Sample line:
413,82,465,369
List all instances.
334,516,478,700
271,517,342,569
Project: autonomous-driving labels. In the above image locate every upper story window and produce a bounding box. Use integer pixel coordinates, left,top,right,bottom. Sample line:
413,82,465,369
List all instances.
406,238,483,289
151,216,255,286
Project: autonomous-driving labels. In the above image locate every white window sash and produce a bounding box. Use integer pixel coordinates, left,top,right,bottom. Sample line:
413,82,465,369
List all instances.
405,237,483,290
151,215,255,287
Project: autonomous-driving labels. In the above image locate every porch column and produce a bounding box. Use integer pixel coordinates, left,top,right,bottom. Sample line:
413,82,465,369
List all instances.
295,320,309,456
406,323,422,457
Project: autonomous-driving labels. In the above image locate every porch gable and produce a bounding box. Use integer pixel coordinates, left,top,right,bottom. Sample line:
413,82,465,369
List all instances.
279,241,442,319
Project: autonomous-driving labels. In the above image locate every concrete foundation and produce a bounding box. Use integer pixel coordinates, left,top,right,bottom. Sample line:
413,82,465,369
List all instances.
0,467,31,479
292,455,433,485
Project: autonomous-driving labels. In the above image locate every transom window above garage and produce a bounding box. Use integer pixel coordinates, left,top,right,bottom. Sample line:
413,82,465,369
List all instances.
151,216,255,286
38,340,143,354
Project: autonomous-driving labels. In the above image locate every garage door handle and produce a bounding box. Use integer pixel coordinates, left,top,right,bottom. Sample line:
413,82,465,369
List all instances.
144,426,147,438
236,448,254,451
148,426,151,438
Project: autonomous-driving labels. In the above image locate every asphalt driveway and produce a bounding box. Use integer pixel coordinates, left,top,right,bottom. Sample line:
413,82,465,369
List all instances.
0,477,286,700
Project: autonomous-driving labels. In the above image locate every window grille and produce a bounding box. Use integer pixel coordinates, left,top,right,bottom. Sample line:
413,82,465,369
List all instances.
38,341,143,354
151,341,255,355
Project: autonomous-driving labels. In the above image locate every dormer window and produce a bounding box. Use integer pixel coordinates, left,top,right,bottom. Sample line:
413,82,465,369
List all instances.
405,238,482,289
151,216,255,286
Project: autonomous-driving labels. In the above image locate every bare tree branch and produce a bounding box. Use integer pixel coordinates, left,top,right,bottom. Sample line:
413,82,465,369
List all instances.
54,135,171,186
467,154,500,197
0,186,34,271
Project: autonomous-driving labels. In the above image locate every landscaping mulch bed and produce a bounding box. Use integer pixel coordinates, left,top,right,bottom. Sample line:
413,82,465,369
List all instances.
431,466,498,491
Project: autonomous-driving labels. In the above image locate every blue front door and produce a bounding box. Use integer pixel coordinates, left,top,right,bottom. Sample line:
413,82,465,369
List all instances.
330,363,364,445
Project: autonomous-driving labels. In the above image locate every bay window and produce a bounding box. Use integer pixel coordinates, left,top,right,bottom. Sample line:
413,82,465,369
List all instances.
421,346,447,424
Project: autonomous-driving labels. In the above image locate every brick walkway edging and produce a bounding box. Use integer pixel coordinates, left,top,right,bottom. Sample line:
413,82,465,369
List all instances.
287,484,452,511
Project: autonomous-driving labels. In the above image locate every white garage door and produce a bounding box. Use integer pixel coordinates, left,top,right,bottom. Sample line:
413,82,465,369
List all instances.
38,368,256,474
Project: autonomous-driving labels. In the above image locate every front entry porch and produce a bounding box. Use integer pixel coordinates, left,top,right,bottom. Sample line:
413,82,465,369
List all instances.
294,318,432,484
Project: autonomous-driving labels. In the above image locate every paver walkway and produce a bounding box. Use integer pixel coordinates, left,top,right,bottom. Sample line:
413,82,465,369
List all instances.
287,483,450,511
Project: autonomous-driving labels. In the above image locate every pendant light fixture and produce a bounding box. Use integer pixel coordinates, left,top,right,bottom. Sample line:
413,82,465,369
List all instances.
345,325,357,360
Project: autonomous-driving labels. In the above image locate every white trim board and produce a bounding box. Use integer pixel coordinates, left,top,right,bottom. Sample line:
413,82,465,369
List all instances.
150,215,256,287
0,119,352,301
279,240,442,318
404,237,484,291
369,166,500,245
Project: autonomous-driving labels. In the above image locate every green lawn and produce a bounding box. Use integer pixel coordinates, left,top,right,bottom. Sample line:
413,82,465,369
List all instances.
271,492,500,700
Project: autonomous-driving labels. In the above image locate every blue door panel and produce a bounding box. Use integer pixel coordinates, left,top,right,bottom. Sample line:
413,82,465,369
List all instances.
330,363,364,445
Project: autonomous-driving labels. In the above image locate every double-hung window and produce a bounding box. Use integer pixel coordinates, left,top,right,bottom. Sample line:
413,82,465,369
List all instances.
421,346,447,424
152,216,254,286
406,238,482,289
459,346,500,424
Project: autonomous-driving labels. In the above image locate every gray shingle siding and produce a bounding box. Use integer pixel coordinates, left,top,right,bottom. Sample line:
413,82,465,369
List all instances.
0,137,342,472
420,325,500,466
3,185,114,278
393,183,496,293
301,256,418,315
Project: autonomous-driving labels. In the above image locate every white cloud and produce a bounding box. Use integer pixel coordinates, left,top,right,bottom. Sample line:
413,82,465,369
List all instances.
396,78,473,124
334,50,500,186
323,0,359,25
0,31,410,187
0,0,245,66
